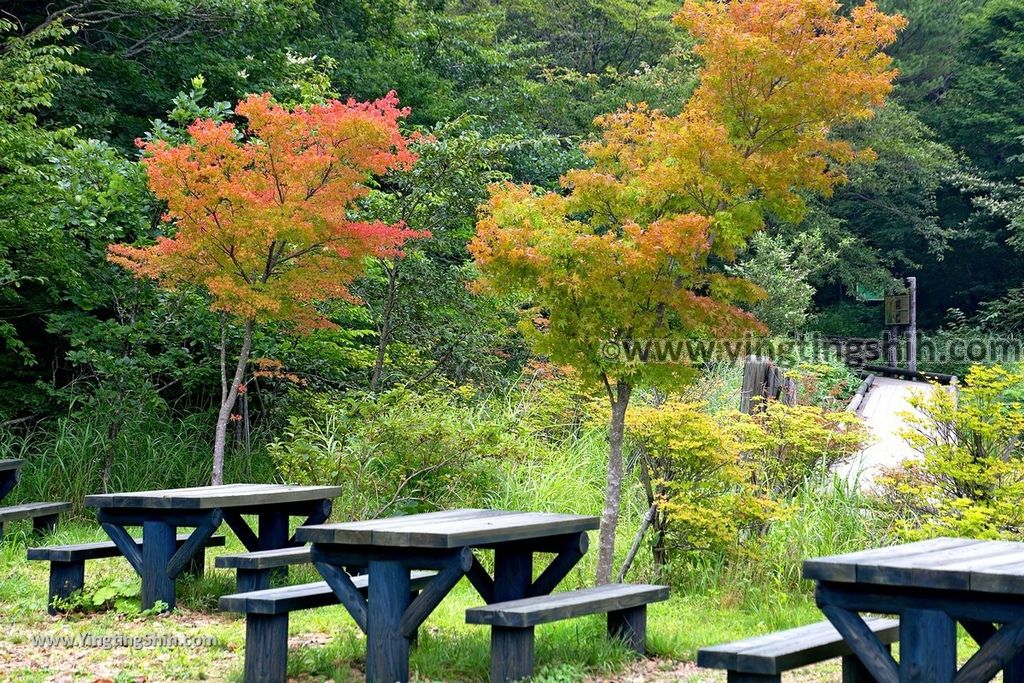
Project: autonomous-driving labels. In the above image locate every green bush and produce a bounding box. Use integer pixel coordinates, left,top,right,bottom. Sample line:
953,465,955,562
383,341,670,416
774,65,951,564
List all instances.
269,389,526,519
878,364,1024,539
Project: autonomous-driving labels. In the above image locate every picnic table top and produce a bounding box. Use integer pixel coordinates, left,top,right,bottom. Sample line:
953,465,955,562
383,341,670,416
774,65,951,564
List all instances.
0,459,25,473
803,536,1024,595
295,508,600,549
84,483,343,510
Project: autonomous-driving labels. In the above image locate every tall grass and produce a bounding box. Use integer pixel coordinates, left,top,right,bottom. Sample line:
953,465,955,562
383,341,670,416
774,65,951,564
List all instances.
0,410,276,515
677,476,885,611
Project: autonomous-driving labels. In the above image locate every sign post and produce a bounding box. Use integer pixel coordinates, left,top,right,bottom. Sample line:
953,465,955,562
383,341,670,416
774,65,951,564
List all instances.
907,277,917,372
882,279,917,370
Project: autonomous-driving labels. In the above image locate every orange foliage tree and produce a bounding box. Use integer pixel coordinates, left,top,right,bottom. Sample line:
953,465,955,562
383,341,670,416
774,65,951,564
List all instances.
109,92,422,484
471,0,906,583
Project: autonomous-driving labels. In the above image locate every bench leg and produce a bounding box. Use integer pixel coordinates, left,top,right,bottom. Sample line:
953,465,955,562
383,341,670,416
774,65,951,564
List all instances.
490,626,534,683
843,645,892,683
237,568,272,593
33,514,59,536
48,560,85,615
727,673,781,683
608,605,647,654
245,612,289,683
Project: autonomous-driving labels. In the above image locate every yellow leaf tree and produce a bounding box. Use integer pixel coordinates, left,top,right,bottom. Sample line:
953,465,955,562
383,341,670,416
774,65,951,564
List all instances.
471,0,905,583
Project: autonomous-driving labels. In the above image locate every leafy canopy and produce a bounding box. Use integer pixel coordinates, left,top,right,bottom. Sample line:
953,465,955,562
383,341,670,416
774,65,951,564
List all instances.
108,92,423,329
471,0,905,389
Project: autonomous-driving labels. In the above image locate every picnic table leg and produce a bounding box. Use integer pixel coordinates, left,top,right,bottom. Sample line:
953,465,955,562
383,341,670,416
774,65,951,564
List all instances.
141,520,177,611
258,510,289,550
366,559,412,683
900,609,955,683
493,547,533,602
1006,652,1024,683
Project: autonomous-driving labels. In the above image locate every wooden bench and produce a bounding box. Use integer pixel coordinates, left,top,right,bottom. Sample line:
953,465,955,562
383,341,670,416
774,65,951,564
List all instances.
219,571,435,683
29,534,225,613
697,617,900,682
215,546,312,592
0,501,70,539
466,583,669,683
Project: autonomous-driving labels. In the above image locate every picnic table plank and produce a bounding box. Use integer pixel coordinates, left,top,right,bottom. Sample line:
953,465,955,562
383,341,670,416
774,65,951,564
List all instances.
85,483,343,509
0,459,24,472
297,510,599,548
803,537,980,583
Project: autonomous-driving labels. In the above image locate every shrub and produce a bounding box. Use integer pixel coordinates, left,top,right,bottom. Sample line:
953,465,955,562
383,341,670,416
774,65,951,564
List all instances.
627,400,778,563
878,364,1024,539
736,401,866,497
269,389,523,519
787,360,861,409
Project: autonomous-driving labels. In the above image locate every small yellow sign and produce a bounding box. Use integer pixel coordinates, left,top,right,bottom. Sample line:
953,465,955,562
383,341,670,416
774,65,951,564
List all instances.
885,294,911,326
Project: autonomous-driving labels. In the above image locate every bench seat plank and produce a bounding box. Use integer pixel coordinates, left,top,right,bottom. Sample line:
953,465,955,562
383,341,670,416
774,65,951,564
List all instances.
215,546,311,570
465,584,669,628
29,534,225,562
0,501,70,522
219,571,435,615
698,617,900,676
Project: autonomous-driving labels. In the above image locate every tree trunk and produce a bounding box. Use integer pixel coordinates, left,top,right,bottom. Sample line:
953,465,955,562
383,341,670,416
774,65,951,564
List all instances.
370,262,399,393
212,319,254,486
596,379,632,585
616,502,657,583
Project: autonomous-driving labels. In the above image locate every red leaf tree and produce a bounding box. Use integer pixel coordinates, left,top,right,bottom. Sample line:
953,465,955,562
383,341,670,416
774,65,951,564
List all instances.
109,92,422,484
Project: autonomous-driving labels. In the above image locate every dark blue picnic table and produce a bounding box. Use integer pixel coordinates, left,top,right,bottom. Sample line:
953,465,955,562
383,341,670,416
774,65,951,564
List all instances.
85,483,342,610
296,508,600,683
0,459,24,503
805,537,1024,683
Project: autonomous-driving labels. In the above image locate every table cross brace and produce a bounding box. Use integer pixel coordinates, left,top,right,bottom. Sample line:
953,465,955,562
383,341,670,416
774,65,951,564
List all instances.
166,510,222,579
222,510,260,551
820,604,899,683
468,532,590,605
286,499,332,546
398,549,473,638
466,555,494,603
0,470,19,504
955,620,1024,683
99,520,143,574
97,508,222,580
315,560,369,633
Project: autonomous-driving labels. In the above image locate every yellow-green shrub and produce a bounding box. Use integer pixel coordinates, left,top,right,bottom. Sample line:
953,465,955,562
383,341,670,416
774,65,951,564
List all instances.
627,400,778,557
736,401,866,497
879,365,1024,539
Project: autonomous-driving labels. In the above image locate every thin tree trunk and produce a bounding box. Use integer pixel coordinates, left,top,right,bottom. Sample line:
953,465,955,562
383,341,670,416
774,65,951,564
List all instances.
370,262,399,393
212,319,254,486
616,502,657,583
596,379,632,585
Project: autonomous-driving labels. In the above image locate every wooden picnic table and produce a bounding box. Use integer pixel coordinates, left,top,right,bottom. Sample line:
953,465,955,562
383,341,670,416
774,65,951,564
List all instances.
805,537,1024,683
296,508,600,683
0,459,24,503
85,483,342,610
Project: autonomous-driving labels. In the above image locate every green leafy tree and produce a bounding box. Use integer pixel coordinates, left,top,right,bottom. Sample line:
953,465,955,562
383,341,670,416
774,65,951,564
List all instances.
472,0,905,583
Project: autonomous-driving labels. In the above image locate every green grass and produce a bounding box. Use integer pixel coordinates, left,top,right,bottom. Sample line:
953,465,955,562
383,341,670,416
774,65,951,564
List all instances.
0,410,277,516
